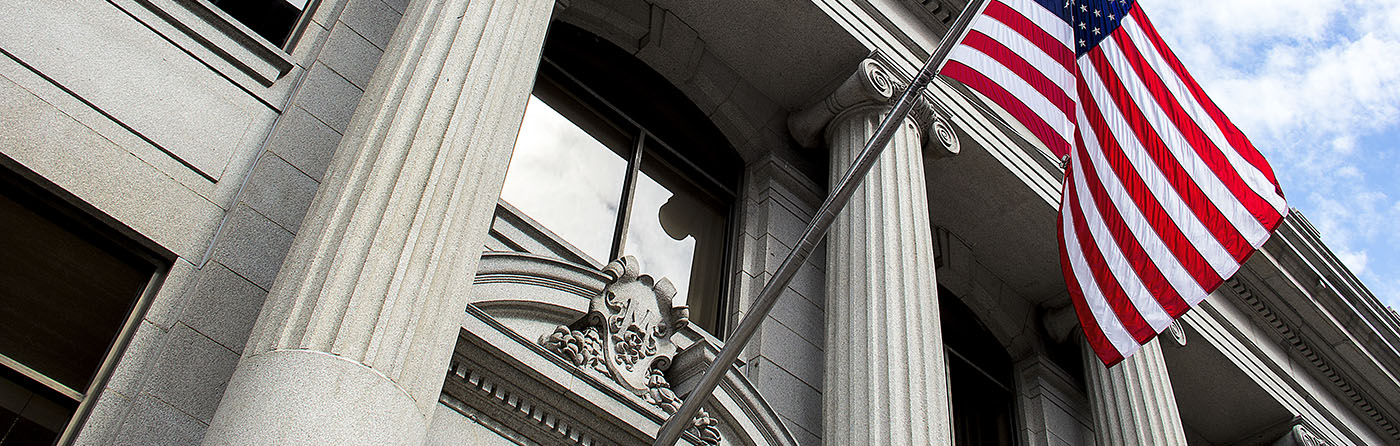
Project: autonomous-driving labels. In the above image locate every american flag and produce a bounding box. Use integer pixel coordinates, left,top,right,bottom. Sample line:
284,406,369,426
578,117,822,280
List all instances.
942,0,1288,365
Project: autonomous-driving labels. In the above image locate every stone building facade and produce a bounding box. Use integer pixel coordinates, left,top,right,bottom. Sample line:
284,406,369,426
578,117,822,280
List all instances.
1,0,1397,445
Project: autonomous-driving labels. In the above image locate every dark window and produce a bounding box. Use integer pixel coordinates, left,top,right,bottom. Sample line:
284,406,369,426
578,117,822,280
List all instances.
940,287,1017,446
500,23,741,336
0,165,165,444
209,0,309,48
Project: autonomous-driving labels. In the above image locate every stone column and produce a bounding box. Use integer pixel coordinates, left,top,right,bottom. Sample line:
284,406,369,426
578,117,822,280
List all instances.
789,57,958,445
201,0,553,444
1082,339,1189,446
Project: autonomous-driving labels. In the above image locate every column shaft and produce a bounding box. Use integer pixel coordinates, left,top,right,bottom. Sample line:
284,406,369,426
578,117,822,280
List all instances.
202,0,553,443
824,106,952,445
1083,339,1188,445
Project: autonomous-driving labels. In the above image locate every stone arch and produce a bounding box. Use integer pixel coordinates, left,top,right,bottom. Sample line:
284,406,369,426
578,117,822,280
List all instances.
554,0,784,163
933,226,1040,360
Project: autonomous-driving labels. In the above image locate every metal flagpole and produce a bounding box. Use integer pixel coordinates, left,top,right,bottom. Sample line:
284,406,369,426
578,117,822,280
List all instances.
653,1,989,444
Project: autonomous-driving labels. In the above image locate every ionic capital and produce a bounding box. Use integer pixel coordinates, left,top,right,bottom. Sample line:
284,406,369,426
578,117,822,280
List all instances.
787,56,959,158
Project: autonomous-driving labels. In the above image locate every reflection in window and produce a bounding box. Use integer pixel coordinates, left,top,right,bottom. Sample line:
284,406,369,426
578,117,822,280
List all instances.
501,96,628,265
498,53,738,336
623,154,728,333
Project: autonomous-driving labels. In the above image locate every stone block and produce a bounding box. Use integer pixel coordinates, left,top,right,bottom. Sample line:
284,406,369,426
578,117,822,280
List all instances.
71,390,131,446
748,357,823,436
339,0,402,50
296,62,363,134
0,75,224,259
758,197,808,247
180,262,271,353
290,20,330,68
780,413,821,446
0,0,272,180
144,324,241,423
266,105,342,182
319,23,383,89
211,204,296,290
767,287,824,349
756,319,823,389
111,395,207,446
790,261,825,310
380,0,408,14
105,321,167,399
240,153,320,232
145,258,195,330
311,0,349,28
680,50,738,116
722,79,781,131
634,10,703,85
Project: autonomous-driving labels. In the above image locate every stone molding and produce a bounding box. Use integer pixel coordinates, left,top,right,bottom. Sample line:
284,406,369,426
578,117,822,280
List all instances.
1226,278,1400,440
459,251,800,445
787,55,959,159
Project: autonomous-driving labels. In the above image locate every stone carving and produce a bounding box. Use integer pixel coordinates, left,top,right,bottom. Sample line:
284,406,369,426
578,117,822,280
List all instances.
1166,320,1187,347
787,55,960,160
540,325,608,375
645,368,722,444
540,256,719,444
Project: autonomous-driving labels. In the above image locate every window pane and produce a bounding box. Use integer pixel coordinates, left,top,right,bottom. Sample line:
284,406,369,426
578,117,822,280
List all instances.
500,96,629,265
0,371,72,446
623,151,728,333
0,184,153,393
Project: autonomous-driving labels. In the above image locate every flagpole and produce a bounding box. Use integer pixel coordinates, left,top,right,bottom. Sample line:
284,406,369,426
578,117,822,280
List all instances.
652,1,987,444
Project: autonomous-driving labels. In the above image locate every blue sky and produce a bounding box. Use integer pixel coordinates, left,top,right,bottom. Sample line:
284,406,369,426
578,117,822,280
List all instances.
1137,0,1400,309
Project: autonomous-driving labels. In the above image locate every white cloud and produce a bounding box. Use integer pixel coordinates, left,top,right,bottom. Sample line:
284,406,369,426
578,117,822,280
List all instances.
1138,0,1400,308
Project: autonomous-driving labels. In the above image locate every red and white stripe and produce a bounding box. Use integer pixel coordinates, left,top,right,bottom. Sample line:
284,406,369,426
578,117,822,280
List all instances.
945,0,1078,158
946,2,1286,365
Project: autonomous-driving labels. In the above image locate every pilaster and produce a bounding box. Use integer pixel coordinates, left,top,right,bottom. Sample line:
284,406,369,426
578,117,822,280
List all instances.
201,0,554,444
790,56,956,445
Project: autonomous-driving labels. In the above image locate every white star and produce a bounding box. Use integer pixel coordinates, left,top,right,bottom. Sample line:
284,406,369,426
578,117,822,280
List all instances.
1079,39,1087,47
1108,13,1116,20
1094,9,1101,16
1093,27,1101,35
1079,21,1087,29
1080,4,1089,12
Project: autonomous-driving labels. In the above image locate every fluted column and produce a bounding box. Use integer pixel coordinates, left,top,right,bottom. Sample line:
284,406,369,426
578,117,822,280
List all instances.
790,57,958,445
202,0,553,444
1082,339,1188,445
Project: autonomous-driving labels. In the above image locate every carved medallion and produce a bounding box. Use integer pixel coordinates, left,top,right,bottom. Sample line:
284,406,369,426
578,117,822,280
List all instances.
539,256,719,444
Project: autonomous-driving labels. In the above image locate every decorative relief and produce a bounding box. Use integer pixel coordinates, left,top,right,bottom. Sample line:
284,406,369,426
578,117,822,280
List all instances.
541,326,608,375
540,256,719,444
788,56,961,159
645,368,722,444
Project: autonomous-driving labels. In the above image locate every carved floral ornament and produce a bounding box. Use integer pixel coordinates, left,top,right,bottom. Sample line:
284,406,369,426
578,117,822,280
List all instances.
540,256,721,444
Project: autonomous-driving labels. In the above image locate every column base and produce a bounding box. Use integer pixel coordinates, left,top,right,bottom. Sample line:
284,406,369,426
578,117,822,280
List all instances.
202,349,428,446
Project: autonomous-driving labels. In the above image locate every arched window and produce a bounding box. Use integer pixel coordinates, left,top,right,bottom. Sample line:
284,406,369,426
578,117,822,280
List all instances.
940,286,1018,445
498,23,742,336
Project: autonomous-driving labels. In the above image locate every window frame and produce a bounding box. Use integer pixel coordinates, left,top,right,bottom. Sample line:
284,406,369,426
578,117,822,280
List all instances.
509,55,741,336
106,0,310,105
0,159,172,446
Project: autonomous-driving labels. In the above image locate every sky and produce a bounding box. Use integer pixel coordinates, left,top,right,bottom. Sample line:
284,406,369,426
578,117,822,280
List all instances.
1137,0,1400,310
